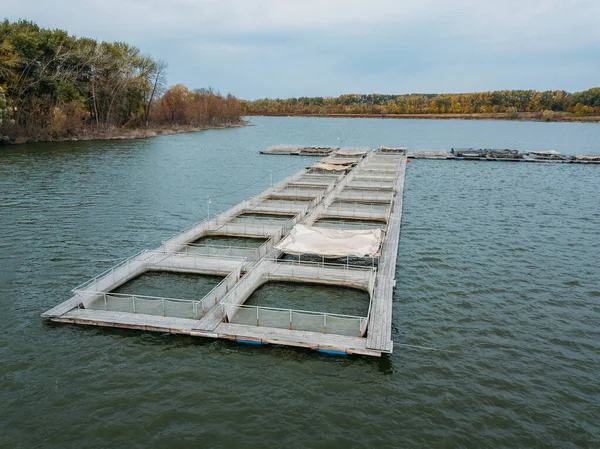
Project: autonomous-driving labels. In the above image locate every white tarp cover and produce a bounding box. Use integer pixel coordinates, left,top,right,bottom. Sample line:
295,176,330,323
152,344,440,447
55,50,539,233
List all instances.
275,224,382,258
310,162,351,171
334,148,370,156
264,144,303,153
529,150,562,156
575,154,600,161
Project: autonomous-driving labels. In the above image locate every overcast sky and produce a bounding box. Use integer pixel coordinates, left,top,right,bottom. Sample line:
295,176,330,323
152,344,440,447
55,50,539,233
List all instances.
4,0,600,99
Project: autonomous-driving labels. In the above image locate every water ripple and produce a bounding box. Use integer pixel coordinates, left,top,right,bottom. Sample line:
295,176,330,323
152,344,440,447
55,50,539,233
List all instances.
1,119,600,447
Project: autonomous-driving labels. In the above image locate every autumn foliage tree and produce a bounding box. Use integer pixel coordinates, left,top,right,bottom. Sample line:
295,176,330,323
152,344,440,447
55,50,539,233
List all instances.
0,19,243,142
244,89,600,117
151,85,243,126
0,86,12,140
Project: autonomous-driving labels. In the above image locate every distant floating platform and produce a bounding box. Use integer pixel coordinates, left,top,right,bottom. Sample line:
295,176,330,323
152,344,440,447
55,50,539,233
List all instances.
261,145,371,156
406,148,600,164
261,145,336,156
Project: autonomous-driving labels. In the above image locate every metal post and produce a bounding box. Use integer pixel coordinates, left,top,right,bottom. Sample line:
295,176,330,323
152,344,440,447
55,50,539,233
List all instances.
132,296,136,314
104,293,107,311
207,196,211,220
324,314,327,334
256,307,260,327
289,310,293,330
162,299,166,317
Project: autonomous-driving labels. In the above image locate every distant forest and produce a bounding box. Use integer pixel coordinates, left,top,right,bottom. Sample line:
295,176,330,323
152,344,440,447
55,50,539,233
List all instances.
0,20,242,142
244,89,600,119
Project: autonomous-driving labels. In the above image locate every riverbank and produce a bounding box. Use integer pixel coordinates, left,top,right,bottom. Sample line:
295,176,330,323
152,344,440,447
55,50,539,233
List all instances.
1,121,248,145
246,112,600,123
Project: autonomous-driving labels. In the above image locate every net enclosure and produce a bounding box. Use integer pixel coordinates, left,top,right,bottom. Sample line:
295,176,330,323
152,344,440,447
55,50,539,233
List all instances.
275,224,382,258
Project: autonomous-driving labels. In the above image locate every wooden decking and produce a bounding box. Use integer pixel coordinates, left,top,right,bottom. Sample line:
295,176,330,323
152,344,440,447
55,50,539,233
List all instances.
51,309,379,356
365,156,407,352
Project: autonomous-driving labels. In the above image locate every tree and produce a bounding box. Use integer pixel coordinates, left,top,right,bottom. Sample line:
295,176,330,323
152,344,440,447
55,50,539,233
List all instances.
0,86,12,140
142,58,167,126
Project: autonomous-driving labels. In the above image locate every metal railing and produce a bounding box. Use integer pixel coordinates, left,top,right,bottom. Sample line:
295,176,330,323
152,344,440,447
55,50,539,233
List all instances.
275,187,326,196
264,259,376,287
342,184,395,191
251,199,313,213
82,263,242,319
324,201,390,219
337,190,394,202
245,202,310,216
357,166,399,172
227,215,293,222
178,244,260,261
269,193,322,201
149,251,245,274
266,257,376,272
226,304,368,337
299,173,343,180
88,292,199,318
177,227,285,263
72,250,245,310
71,250,157,293
160,169,310,247
352,174,397,182
211,220,284,236
370,159,402,166
313,220,387,231
220,261,269,321
288,180,335,188
372,153,404,159
348,180,395,188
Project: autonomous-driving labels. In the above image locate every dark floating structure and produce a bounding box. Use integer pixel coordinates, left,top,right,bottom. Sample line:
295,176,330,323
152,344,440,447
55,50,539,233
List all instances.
405,148,600,163
260,145,372,156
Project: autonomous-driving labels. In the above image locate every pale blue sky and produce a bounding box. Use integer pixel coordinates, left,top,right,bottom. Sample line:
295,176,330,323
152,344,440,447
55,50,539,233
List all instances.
5,0,600,99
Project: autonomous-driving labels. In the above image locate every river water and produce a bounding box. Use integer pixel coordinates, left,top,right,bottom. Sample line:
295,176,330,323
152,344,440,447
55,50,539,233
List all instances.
1,117,599,447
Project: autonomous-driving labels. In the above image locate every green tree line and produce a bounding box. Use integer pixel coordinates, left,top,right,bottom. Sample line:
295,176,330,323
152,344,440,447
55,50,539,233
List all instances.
244,89,600,117
0,19,242,141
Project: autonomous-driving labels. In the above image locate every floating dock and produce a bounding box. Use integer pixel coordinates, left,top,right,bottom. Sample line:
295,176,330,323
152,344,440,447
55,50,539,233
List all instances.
406,148,600,163
260,145,599,164
43,148,407,357
261,145,371,157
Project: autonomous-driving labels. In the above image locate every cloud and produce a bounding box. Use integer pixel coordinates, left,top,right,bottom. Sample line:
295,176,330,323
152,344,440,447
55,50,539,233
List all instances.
4,0,600,98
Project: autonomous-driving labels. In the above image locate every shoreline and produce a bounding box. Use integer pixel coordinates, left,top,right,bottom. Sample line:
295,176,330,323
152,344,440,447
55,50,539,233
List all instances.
245,112,600,123
1,121,248,145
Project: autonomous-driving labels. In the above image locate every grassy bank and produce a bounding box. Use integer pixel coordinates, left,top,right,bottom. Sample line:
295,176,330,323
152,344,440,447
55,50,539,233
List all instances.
3,121,247,145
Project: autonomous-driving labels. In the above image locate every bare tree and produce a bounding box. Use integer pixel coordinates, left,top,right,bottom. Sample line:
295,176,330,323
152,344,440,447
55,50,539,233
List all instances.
143,59,167,126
